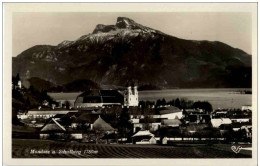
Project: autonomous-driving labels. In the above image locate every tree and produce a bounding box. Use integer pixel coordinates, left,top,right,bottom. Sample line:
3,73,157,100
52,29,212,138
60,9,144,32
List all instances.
192,101,213,113
12,106,24,126
155,99,161,107
161,98,166,106
180,98,187,109
167,99,175,106
12,73,20,85
138,100,145,108
117,107,132,142
25,97,31,110
175,98,180,108
64,100,71,109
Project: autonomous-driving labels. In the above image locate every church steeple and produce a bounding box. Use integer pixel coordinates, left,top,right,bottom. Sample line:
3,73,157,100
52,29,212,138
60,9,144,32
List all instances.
124,82,138,107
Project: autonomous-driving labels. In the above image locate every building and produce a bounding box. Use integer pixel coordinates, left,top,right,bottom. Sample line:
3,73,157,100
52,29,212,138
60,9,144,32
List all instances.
26,108,78,119
40,118,66,139
232,122,252,132
132,118,162,132
92,115,116,133
17,112,28,120
212,110,228,118
124,85,138,107
130,106,184,132
184,108,211,124
242,105,252,111
17,80,22,89
70,113,99,129
159,106,183,119
210,118,232,128
132,130,157,144
74,89,124,109
230,115,251,123
161,118,182,128
12,75,22,90
188,114,211,124
40,112,116,142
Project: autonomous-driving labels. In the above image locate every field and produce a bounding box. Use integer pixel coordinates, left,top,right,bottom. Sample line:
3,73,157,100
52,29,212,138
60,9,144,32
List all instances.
48,88,252,109
12,139,251,158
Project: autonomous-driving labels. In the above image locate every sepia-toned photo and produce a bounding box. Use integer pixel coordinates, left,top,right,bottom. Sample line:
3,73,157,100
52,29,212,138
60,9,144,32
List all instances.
3,2,257,166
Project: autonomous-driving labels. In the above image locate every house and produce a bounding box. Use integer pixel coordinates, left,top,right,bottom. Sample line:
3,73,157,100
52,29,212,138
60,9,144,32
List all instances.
188,114,211,124
132,118,162,132
27,108,78,119
241,125,252,138
17,112,28,120
185,108,211,124
159,106,183,119
230,115,251,123
132,130,157,144
67,129,84,140
161,118,182,127
40,118,66,140
212,110,228,118
87,116,116,144
101,132,118,144
242,105,252,111
185,109,204,114
12,76,22,90
74,90,124,109
42,100,49,106
71,113,99,129
210,118,232,128
92,115,116,133
53,114,66,120
232,122,252,131
130,106,183,132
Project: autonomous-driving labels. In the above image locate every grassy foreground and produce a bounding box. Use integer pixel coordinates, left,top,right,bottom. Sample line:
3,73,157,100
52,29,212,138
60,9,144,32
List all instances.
12,139,251,158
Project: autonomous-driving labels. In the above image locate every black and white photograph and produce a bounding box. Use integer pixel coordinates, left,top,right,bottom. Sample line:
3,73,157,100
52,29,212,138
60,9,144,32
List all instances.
3,2,257,166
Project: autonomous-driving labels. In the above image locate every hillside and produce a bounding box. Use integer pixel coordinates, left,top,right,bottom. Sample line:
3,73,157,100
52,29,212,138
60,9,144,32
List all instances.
12,17,252,88
24,77,101,92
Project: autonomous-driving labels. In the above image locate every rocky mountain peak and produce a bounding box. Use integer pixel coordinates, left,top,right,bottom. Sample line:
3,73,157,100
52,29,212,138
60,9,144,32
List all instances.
116,17,137,28
92,24,117,34
92,17,153,34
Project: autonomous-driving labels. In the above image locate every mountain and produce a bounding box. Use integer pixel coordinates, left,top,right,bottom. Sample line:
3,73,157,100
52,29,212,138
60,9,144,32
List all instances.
27,77,55,91
62,79,100,92
12,17,252,88
24,77,100,92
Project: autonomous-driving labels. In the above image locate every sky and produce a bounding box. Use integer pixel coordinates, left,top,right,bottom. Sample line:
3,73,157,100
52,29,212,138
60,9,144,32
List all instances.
12,12,252,57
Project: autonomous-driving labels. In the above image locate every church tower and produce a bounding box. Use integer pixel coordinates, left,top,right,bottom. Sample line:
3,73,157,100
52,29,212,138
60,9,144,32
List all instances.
124,83,138,107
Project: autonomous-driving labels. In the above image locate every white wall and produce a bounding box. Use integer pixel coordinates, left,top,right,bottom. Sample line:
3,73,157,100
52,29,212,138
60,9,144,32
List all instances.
161,112,183,119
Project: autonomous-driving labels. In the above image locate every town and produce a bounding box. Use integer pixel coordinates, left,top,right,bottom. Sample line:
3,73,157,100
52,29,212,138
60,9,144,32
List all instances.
13,75,252,146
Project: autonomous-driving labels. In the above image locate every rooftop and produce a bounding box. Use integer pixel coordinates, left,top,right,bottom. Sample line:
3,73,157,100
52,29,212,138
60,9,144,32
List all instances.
159,106,182,115
75,90,124,104
132,130,154,137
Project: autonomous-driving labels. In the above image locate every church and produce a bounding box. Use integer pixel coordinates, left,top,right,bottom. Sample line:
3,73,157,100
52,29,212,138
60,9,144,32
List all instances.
74,84,139,109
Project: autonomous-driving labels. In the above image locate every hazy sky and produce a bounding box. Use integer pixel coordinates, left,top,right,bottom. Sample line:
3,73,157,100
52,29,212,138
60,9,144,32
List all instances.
12,12,252,56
